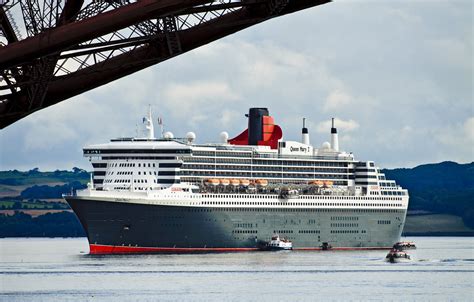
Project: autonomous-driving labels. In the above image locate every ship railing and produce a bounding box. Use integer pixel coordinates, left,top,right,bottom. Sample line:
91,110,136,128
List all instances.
197,187,359,197
252,154,354,161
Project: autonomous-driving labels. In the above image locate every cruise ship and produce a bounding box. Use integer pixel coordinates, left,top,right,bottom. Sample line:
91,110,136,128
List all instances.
65,107,409,254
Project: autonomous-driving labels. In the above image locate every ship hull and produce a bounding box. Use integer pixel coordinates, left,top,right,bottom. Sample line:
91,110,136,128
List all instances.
66,197,406,254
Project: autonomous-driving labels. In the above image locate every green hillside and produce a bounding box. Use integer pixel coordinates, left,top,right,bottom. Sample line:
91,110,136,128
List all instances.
383,161,474,229
0,168,89,186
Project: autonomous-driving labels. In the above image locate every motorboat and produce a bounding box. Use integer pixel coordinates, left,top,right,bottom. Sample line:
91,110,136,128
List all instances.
385,249,411,263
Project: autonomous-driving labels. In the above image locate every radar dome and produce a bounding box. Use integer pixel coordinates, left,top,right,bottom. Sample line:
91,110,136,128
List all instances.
186,132,196,143
322,141,331,149
163,131,174,139
220,131,229,143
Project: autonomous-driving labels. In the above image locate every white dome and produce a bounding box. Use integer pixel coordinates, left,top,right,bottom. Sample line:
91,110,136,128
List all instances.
163,131,174,139
322,141,331,149
220,131,229,143
186,132,196,143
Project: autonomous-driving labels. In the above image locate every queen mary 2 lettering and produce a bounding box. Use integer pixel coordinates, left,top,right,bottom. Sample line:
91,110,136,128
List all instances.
64,107,409,254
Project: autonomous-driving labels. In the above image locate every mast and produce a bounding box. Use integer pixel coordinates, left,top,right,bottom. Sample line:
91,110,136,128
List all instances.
145,105,155,139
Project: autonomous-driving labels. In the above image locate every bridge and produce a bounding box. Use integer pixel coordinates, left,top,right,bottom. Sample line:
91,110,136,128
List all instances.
0,0,330,129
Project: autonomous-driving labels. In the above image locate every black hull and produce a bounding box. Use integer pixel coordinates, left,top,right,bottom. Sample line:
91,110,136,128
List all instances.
66,196,405,254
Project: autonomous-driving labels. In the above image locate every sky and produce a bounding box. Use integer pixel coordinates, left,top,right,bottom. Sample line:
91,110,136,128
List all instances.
0,0,472,171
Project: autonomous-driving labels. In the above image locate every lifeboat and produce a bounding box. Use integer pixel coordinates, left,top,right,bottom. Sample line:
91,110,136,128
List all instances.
206,178,220,186
220,179,230,186
230,179,240,186
240,179,250,186
310,180,324,187
323,180,333,187
255,179,268,187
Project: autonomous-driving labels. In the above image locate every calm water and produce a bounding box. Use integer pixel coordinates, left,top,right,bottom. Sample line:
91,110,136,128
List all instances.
0,237,473,301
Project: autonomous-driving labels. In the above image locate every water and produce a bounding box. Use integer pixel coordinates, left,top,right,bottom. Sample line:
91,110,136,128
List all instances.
0,237,473,301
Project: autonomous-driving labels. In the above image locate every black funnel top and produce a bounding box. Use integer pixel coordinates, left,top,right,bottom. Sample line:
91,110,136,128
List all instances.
331,117,337,134
248,108,269,145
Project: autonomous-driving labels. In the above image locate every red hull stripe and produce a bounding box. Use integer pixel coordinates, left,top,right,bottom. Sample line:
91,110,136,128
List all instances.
89,244,260,254
89,244,391,254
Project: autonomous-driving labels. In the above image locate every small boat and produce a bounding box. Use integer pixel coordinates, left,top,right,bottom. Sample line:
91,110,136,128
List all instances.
385,249,411,263
321,242,332,250
393,241,416,250
264,235,293,251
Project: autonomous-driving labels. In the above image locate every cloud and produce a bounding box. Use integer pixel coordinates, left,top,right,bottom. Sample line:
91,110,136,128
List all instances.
316,118,360,134
464,117,474,142
164,81,238,104
161,81,239,118
1,0,472,170
219,109,241,129
436,116,474,148
324,90,352,112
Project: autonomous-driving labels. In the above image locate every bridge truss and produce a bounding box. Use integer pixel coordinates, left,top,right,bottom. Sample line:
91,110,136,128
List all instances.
0,0,329,128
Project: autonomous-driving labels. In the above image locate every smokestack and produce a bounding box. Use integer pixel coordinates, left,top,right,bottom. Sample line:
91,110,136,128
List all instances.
331,118,339,151
302,118,310,145
247,108,269,145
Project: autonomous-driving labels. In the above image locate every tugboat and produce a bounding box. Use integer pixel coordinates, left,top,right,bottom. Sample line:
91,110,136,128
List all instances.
385,248,411,263
264,234,293,251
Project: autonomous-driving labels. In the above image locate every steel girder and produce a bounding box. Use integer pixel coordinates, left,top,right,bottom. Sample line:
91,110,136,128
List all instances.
0,0,330,129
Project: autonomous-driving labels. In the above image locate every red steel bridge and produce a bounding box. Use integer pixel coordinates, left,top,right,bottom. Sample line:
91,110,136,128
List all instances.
0,0,330,129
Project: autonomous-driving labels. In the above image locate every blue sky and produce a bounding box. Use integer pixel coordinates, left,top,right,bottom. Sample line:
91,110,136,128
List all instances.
0,0,472,170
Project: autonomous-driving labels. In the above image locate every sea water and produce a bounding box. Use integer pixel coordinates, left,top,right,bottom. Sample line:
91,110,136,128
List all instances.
0,237,473,301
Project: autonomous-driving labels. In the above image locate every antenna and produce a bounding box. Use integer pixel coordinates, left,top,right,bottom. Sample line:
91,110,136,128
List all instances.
158,116,164,138
303,117,306,128
331,117,335,128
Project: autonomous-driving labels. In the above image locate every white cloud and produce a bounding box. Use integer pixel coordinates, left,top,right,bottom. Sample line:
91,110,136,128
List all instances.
316,118,360,133
436,116,474,149
324,90,352,112
464,117,474,142
162,81,239,117
219,109,240,128
1,1,472,170
164,81,238,104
